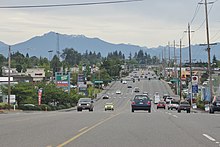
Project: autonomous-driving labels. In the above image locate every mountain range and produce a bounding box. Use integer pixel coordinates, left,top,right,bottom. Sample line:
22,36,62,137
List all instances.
0,31,219,62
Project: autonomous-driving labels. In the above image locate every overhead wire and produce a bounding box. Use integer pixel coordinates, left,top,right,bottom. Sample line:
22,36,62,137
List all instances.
0,0,143,9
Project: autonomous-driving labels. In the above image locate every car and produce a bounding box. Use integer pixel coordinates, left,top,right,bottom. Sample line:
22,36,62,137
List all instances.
116,90,121,94
134,87,140,92
210,99,220,114
131,94,151,113
105,103,114,111
153,92,160,104
127,85,132,88
163,94,170,101
157,101,166,109
167,100,179,110
143,92,148,96
122,80,127,84
177,101,190,113
102,94,109,99
77,98,94,111
165,97,173,104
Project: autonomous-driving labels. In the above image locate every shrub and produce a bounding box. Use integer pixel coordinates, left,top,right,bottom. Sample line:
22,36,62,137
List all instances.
40,104,52,111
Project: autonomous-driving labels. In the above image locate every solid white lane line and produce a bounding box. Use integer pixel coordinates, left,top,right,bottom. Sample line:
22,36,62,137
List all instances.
203,134,216,142
168,113,172,115
216,142,219,144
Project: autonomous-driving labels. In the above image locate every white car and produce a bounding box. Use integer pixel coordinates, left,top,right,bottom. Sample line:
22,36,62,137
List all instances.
122,81,127,84
116,90,121,94
167,101,179,110
165,97,173,104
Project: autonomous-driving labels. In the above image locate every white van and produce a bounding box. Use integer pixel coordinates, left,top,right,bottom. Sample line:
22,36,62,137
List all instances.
154,92,160,104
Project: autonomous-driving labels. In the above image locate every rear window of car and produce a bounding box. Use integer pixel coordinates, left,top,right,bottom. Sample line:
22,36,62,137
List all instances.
180,101,189,104
134,95,149,101
171,101,179,104
159,101,165,104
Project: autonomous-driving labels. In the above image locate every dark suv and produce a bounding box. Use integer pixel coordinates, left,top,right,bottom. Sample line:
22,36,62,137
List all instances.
210,100,220,114
131,94,151,113
77,98,94,111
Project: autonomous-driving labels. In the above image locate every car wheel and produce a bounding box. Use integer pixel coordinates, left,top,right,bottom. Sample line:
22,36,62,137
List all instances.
168,107,170,110
187,110,190,113
89,109,93,112
157,107,158,109
148,109,151,113
178,110,181,113
171,108,173,110
164,107,165,109
209,108,214,114
132,109,134,112
112,109,114,111
105,109,107,111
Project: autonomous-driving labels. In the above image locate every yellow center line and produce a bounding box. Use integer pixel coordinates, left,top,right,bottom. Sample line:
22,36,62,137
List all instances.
56,112,121,147
78,127,88,132
55,96,130,147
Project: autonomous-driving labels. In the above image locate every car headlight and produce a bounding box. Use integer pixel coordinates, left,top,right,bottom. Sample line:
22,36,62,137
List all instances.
78,104,81,106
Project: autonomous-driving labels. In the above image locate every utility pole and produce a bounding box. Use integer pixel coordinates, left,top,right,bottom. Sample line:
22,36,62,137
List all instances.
179,39,183,100
8,46,11,110
168,42,171,78
173,40,177,78
199,0,214,102
185,23,194,106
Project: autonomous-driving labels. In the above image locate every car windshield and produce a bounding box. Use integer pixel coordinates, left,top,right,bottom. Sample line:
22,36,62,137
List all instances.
79,98,91,102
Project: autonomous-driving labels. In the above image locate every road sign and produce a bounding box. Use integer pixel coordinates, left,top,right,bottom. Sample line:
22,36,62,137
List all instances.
192,76,198,84
192,85,198,93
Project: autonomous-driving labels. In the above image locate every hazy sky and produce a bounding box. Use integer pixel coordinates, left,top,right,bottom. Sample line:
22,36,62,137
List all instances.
0,0,220,47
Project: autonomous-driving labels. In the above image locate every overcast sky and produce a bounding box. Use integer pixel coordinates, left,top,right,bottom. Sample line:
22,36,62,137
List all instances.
0,0,220,48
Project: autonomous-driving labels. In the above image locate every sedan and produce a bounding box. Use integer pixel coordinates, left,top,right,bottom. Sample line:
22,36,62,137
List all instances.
131,94,151,113
105,103,114,111
102,94,109,99
157,101,166,109
116,90,121,94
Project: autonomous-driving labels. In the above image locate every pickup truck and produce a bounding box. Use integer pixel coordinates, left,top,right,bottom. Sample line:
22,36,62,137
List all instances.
177,101,190,113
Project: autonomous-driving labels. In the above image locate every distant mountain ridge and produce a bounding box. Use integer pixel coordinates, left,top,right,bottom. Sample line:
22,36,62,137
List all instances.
0,31,219,62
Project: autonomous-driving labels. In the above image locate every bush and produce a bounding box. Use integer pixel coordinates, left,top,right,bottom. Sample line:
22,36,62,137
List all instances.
0,103,9,109
57,105,67,110
19,104,41,111
40,104,52,111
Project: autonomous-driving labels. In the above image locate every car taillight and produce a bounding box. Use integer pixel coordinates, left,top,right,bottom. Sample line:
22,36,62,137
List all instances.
147,101,151,105
131,101,135,105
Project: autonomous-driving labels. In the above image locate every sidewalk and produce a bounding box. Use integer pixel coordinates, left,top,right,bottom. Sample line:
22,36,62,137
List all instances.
0,109,23,114
191,108,207,113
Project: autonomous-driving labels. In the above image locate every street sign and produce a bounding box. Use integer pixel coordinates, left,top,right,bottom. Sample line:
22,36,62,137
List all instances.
192,76,198,84
192,85,198,93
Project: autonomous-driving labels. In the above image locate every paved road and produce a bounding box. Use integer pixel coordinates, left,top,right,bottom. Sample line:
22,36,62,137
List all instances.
1,70,220,147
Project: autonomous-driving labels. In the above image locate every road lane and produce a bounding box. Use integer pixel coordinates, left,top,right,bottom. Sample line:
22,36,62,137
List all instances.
1,71,220,147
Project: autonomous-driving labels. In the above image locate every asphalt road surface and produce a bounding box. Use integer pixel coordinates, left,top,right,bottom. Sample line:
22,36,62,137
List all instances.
1,70,220,147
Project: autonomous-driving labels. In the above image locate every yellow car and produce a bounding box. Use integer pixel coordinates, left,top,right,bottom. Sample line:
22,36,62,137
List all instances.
105,103,114,111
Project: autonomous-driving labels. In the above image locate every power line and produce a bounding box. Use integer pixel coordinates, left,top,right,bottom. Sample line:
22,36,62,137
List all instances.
190,2,202,24
194,3,214,32
0,0,143,9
